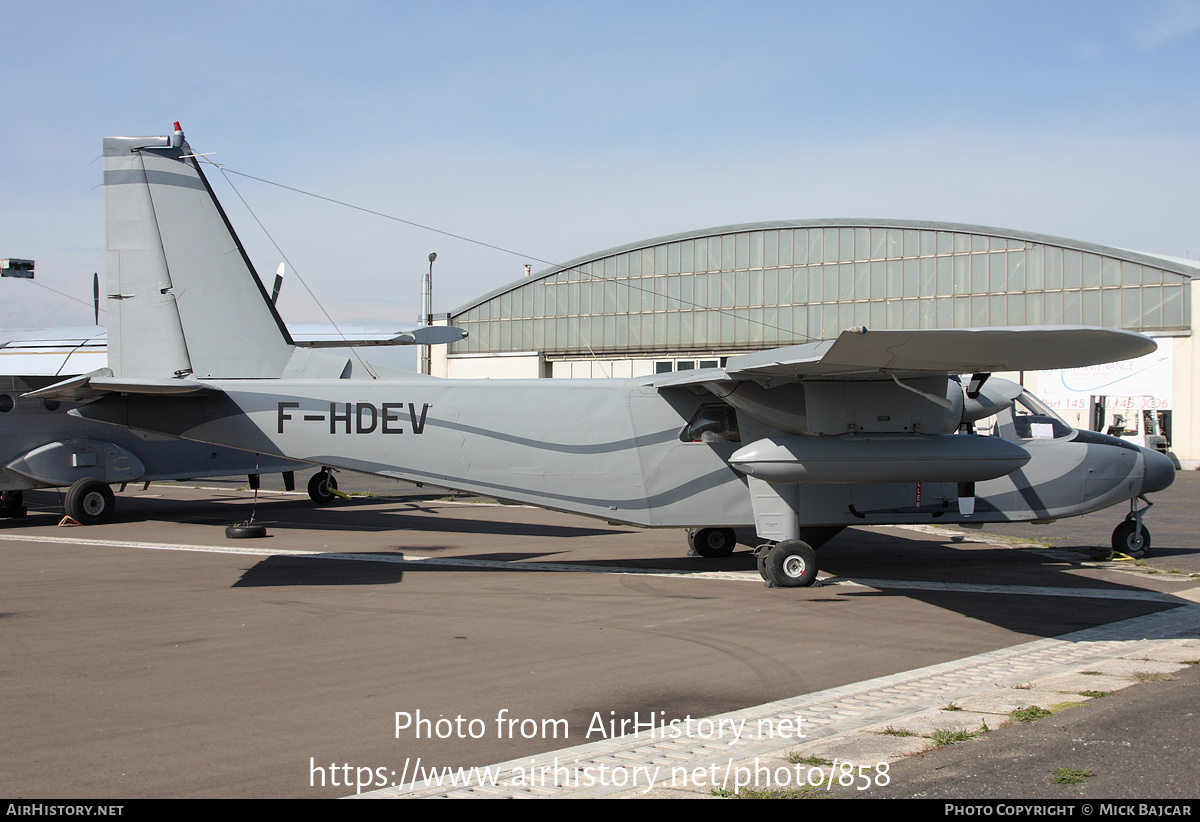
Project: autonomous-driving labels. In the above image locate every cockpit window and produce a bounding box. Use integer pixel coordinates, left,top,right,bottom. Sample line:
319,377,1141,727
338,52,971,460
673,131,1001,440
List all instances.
1011,392,1073,440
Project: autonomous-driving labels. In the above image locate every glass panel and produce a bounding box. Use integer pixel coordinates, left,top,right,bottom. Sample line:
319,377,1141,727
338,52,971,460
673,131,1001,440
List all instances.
1007,293,1024,325
784,229,799,265
1025,246,1042,290
920,230,935,257
722,235,736,270
667,243,680,274
1162,285,1183,327
887,229,902,258
1141,287,1161,328
920,257,936,296
989,253,1006,293
680,240,693,273
871,260,886,299
1102,257,1120,287
937,231,953,255
1101,288,1119,327
823,265,838,303
1063,250,1082,289
654,245,667,275
1121,261,1141,286
1044,291,1062,324
871,228,887,260
856,262,871,300
903,229,919,258
839,227,854,262
936,256,952,295
1007,250,1025,292
903,258,918,297
823,227,839,262
1122,288,1141,328
1082,290,1101,324
855,227,870,261
735,233,749,270
839,263,854,301
887,259,902,298
1082,253,1101,288
763,231,778,267
971,254,988,293
1022,292,1041,325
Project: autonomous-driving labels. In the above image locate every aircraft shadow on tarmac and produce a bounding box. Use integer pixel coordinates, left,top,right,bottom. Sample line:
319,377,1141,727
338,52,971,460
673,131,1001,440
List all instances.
10,489,1190,640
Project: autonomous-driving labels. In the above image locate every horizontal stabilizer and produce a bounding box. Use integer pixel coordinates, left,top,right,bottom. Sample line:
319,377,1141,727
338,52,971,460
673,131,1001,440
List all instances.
291,325,469,348
22,371,213,402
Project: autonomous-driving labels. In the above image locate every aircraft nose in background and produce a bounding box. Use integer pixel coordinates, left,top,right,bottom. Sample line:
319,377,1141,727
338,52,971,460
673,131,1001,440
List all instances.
1141,447,1176,494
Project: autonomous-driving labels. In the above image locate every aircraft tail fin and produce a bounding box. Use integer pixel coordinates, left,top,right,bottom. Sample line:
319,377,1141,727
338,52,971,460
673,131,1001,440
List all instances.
104,123,295,379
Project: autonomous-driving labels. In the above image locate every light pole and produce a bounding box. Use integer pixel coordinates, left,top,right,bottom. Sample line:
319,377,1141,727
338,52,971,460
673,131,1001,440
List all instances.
421,252,436,375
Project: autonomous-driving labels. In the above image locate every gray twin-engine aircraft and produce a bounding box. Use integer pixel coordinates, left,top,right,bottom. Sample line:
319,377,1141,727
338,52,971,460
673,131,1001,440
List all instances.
29,125,1176,586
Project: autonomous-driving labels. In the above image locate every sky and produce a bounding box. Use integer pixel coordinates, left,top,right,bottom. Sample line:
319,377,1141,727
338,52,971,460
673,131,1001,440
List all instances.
2,0,1198,339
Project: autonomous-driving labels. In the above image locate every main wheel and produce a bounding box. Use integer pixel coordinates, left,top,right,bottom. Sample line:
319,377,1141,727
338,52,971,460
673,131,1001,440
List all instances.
64,479,115,525
762,539,819,588
307,470,338,505
689,527,737,558
1112,519,1150,559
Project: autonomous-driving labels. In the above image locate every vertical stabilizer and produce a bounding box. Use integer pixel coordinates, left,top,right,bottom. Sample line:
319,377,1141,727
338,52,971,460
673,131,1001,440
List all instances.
104,124,294,379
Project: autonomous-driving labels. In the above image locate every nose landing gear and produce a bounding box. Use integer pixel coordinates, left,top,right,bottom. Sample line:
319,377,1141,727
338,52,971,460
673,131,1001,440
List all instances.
1112,495,1153,559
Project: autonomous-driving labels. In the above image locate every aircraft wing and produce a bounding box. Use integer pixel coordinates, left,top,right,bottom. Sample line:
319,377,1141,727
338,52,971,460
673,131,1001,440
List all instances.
656,326,1157,386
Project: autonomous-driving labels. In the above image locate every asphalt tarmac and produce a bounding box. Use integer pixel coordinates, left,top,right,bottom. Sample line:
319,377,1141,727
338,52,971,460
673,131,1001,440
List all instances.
1,473,1197,799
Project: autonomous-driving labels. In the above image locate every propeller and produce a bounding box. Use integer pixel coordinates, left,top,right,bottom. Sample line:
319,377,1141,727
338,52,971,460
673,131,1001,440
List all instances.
271,263,284,306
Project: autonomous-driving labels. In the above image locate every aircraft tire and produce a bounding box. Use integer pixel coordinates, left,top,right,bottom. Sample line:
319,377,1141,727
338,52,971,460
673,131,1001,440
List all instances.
1112,519,1150,559
689,527,737,558
762,540,818,588
65,479,115,526
0,490,23,517
307,470,338,505
226,523,267,539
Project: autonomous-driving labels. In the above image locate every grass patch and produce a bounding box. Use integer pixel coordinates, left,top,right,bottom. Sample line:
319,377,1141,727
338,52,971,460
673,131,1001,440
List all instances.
786,752,833,766
930,725,988,746
1133,671,1178,683
1077,690,1110,698
1081,671,1103,676
881,726,917,737
1050,768,1092,785
1009,706,1052,722
942,702,963,712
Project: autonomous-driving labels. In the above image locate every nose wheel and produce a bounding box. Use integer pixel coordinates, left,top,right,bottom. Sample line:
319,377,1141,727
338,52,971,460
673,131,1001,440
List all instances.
1112,496,1153,559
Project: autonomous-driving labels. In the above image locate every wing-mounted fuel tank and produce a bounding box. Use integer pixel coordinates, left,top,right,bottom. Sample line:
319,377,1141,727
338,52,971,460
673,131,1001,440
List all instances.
5,439,146,487
728,433,1029,484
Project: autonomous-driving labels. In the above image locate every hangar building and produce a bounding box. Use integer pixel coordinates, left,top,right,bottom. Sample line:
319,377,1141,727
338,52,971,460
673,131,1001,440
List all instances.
431,220,1200,466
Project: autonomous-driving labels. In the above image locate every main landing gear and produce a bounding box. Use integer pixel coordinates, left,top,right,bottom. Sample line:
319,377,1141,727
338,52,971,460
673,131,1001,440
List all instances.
687,527,737,557
1112,495,1154,559
754,540,819,588
64,478,116,525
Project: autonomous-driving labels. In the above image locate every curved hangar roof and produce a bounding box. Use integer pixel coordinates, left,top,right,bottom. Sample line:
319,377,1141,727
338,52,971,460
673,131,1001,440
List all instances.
449,219,1197,358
